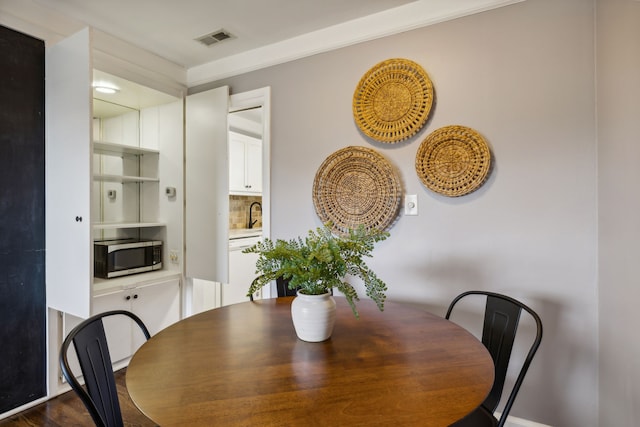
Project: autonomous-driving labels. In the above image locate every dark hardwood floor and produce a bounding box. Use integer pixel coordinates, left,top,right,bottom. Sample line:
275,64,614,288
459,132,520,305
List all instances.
0,369,156,427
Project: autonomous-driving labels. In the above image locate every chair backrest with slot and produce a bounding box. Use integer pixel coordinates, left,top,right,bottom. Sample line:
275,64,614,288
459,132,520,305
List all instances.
445,291,543,427
250,276,298,300
59,310,150,427
276,276,298,297
250,276,334,300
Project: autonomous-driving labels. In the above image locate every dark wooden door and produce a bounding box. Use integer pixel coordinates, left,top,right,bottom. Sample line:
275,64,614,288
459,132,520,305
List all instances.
0,25,46,413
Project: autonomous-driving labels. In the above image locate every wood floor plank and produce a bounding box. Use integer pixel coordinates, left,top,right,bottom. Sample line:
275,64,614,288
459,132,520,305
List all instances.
0,369,156,427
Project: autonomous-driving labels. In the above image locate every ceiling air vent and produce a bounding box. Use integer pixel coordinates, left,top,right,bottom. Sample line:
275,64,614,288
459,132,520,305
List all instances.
195,29,234,47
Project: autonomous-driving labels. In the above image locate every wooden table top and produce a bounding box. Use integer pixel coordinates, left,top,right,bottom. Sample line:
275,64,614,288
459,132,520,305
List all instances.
126,297,494,427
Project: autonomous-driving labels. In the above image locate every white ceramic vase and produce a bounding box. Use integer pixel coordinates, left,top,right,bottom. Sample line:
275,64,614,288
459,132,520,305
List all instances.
291,291,336,342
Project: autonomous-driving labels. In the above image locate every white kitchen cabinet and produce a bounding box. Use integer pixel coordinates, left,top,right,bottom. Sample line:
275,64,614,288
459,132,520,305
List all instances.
229,131,262,195
185,87,271,312
46,28,184,320
45,27,186,398
185,86,230,284
226,236,261,306
91,289,131,364
63,276,181,375
93,277,181,363
93,141,163,237
46,28,93,318
92,142,169,261
228,136,245,192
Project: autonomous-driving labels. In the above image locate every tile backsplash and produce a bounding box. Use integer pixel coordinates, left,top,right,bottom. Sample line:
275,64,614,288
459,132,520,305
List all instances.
229,195,262,229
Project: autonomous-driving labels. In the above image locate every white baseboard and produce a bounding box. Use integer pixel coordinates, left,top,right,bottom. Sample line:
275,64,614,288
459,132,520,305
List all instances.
497,413,553,427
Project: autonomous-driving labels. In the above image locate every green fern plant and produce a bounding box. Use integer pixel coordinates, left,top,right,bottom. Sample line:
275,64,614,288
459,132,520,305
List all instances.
244,222,389,317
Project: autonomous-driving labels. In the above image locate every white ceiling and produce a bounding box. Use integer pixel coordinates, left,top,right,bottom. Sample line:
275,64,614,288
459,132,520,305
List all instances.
1,0,523,106
20,0,524,78
33,0,417,69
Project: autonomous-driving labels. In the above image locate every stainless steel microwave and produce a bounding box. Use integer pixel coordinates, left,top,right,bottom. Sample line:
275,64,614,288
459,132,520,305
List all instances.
94,239,162,279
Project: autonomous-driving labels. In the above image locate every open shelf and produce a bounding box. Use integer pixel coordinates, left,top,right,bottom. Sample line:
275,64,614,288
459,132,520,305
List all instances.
93,222,166,230
94,141,160,156
94,174,159,183
92,270,181,296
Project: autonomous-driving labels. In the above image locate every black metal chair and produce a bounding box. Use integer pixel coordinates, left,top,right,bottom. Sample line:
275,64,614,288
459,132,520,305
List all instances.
249,276,334,300
276,276,298,297
445,291,543,427
59,310,151,427
250,276,297,300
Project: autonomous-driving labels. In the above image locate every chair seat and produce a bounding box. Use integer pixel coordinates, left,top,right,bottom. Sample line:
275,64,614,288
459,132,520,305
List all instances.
450,405,498,427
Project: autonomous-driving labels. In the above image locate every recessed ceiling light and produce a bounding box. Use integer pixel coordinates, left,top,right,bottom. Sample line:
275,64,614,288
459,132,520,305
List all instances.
93,82,119,94
94,86,118,94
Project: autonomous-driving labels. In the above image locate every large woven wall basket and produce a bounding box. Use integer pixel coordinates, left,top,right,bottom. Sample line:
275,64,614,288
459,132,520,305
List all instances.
353,58,434,143
415,125,491,197
313,146,402,236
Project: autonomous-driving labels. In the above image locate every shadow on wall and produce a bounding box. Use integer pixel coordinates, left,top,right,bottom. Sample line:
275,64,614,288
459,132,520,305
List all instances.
390,254,493,315
525,296,581,427
388,257,573,426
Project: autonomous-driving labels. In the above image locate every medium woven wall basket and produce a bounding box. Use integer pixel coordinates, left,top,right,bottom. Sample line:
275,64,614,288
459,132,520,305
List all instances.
313,146,402,236
415,125,491,197
353,58,434,143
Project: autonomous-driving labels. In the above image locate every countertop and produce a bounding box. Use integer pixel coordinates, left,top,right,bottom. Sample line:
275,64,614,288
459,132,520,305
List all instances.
229,227,262,240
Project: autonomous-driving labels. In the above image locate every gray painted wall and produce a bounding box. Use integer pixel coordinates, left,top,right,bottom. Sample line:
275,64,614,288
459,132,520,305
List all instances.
194,0,599,425
597,1,640,426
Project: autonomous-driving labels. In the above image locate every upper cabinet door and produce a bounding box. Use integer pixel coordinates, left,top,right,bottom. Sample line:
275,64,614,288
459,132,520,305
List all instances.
45,28,93,318
185,86,230,283
228,131,262,195
245,137,262,194
228,133,246,193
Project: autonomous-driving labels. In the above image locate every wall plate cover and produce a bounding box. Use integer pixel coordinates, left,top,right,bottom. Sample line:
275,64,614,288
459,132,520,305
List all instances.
405,194,418,215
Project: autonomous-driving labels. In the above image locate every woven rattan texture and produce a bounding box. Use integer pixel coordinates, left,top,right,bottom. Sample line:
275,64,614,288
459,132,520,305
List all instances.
353,58,434,143
313,146,402,236
415,125,491,197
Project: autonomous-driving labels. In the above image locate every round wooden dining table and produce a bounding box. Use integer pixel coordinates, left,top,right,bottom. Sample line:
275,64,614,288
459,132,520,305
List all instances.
126,297,494,426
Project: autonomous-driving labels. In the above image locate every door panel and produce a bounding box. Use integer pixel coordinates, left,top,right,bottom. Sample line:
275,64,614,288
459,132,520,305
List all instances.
185,86,229,282
92,291,132,364
45,28,92,318
133,279,181,350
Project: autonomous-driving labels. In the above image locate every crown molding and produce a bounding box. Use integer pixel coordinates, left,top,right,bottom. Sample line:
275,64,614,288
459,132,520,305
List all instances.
187,0,525,86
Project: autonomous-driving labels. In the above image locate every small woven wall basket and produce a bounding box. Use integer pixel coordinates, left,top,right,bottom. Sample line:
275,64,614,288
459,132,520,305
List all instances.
415,125,491,197
353,58,434,143
313,146,402,236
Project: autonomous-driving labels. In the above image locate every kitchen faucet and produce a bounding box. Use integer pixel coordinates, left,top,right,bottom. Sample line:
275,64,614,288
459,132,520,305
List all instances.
248,201,262,229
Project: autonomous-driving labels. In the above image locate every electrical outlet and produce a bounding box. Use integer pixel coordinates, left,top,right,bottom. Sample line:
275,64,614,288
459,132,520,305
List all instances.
169,250,179,264
405,194,418,215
